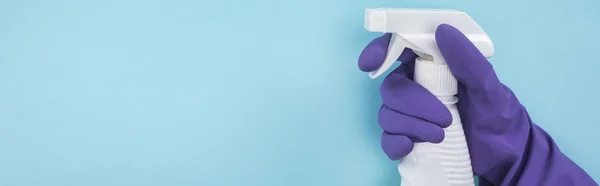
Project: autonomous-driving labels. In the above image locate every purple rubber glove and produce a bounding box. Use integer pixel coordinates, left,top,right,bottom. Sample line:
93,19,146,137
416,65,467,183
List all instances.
358,24,598,185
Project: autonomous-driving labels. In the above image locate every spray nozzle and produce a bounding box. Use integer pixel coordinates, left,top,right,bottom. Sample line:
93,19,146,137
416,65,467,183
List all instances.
364,8,495,79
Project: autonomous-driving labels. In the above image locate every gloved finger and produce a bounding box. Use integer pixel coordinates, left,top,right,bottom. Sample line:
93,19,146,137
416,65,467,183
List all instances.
435,24,504,91
379,105,446,143
380,65,452,126
381,132,414,160
393,60,415,80
358,33,418,72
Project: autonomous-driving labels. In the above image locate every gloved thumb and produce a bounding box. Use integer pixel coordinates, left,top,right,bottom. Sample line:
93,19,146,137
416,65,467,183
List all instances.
435,24,503,91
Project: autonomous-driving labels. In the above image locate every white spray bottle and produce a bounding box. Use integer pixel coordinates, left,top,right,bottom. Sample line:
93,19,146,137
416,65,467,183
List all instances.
364,9,494,186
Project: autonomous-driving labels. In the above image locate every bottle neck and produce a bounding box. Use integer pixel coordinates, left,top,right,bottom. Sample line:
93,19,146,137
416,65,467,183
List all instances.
414,57,458,105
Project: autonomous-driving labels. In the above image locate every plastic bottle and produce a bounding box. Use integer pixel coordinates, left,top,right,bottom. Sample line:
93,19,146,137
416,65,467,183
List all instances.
363,8,495,186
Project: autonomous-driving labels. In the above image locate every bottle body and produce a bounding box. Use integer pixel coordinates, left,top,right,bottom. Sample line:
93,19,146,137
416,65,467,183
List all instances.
398,58,475,186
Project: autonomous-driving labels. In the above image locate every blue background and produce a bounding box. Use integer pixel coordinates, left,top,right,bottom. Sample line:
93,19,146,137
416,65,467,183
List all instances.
1,0,599,185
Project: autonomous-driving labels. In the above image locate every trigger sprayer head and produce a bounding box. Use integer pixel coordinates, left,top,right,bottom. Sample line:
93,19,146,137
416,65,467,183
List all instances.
364,8,495,79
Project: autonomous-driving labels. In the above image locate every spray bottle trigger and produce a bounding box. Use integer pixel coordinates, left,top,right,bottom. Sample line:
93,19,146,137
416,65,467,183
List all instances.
369,33,422,79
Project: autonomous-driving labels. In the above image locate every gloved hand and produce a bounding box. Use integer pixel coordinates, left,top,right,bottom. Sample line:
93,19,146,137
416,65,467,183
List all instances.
358,24,597,185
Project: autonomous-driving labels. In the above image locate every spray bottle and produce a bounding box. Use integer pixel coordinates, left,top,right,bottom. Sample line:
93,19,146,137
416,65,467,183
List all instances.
363,9,494,186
